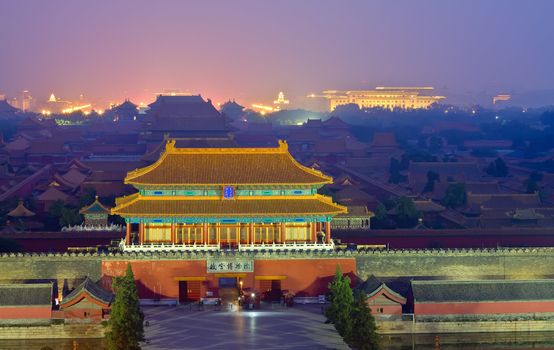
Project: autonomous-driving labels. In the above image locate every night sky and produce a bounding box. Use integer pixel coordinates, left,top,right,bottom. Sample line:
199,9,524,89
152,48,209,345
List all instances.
1,0,553,107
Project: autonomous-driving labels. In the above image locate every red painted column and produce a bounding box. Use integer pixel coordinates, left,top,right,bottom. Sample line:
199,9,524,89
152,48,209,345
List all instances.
125,223,131,245
249,222,255,244
310,222,316,243
281,222,287,244
203,223,209,244
139,223,145,244
325,220,331,244
171,223,176,244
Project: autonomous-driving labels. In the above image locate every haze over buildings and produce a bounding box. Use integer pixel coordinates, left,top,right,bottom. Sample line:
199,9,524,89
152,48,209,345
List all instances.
1,0,554,108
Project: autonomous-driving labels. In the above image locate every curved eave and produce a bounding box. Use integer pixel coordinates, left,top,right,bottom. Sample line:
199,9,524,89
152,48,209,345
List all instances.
79,198,110,215
111,194,346,217
125,180,332,187
367,284,407,304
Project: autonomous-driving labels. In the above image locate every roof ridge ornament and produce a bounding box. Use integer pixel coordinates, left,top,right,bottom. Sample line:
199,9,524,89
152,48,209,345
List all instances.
165,139,177,152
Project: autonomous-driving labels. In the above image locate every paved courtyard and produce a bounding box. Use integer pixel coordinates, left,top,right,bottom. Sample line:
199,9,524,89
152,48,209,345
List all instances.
142,304,349,350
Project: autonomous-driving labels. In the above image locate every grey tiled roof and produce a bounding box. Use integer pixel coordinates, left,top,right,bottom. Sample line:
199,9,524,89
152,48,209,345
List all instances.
356,275,382,294
412,279,554,303
0,283,52,306
356,275,407,302
61,277,112,307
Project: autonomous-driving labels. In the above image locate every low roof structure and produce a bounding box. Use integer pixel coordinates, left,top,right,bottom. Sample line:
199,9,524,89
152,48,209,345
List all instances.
60,277,112,309
336,205,374,218
7,200,35,217
357,275,406,304
412,279,554,303
80,196,110,215
0,283,52,307
37,187,70,202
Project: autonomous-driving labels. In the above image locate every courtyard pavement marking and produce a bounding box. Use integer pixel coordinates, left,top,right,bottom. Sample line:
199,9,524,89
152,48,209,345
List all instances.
142,305,349,350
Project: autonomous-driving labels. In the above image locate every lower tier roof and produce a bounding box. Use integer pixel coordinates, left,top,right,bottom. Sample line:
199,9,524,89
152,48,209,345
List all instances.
111,194,346,217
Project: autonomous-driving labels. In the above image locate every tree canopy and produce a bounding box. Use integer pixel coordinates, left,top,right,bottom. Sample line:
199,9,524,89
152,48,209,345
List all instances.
350,290,380,350
443,183,467,208
394,196,421,228
326,266,354,340
326,266,380,349
485,157,509,177
107,263,144,350
423,171,440,193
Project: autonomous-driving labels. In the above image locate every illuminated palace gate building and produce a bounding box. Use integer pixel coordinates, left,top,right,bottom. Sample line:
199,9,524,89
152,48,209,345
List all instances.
110,140,348,301
112,139,345,251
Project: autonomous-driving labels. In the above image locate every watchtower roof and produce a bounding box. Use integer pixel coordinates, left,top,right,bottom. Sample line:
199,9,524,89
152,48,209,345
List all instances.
79,196,110,215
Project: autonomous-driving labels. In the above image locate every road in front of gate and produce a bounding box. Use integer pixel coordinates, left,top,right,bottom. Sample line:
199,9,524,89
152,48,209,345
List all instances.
141,304,349,350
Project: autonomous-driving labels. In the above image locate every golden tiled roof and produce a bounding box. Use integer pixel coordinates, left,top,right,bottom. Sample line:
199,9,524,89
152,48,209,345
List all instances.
111,194,346,217
126,140,332,186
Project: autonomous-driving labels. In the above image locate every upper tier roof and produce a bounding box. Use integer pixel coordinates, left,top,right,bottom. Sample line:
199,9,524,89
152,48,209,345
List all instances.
126,140,332,186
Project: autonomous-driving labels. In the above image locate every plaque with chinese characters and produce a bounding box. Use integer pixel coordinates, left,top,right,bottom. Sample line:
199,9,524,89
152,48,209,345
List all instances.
206,259,254,273
223,186,235,199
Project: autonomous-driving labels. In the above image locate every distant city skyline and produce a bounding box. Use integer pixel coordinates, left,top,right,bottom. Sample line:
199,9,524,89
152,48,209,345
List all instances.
1,0,554,108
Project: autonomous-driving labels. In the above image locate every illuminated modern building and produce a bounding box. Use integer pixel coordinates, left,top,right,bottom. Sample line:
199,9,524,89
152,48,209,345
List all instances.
20,90,33,111
493,93,511,105
313,87,445,111
251,91,291,115
42,93,92,115
112,139,346,252
273,91,289,107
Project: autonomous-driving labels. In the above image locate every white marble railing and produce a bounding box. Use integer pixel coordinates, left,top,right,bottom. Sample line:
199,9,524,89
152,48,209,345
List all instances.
121,241,220,252
238,241,335,252
119,240,335,252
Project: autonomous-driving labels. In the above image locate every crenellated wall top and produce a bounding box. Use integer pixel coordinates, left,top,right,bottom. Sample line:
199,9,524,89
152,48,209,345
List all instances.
2,247,554,260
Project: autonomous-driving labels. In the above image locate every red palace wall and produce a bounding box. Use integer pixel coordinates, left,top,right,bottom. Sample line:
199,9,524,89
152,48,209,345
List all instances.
62,308,105,321
0,307,52,319
101,258,356,299
415,301,554,315
369,303,403,316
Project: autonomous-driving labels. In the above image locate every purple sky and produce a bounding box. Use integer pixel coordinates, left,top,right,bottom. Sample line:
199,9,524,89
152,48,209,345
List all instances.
1,0,554,108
